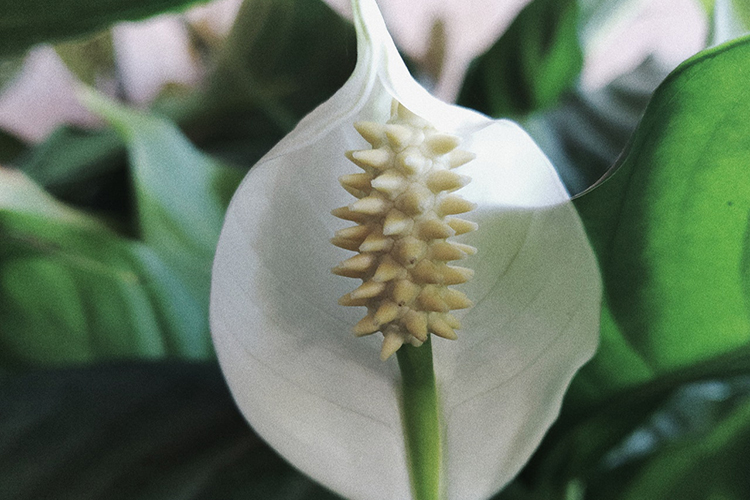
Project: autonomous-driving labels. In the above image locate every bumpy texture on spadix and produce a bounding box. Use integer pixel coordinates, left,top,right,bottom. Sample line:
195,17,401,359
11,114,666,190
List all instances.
333,101,477,360
210,0,602,498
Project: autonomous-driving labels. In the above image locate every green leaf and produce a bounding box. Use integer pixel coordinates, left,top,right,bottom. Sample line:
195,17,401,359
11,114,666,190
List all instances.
0,53,25,88
574,35,750,398
512,36,750,497
81,90,244,297
735,0,750,27
13,0,355,208
515,349,750,499
206,0,357,132
0,0,210,58
0,168,211,369
0,361,342,499
16,126,127,206
457,0,583,117
590,388,750,500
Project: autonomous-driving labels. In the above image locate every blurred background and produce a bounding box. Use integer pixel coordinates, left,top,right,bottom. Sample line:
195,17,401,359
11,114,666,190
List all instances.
1,0,749,499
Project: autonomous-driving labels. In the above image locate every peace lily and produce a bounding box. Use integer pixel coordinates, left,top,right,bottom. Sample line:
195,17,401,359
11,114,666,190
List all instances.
210,0,601,499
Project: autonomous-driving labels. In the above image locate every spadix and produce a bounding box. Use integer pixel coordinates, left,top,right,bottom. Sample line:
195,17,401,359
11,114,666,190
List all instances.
333,100,477,360
210,0,602,498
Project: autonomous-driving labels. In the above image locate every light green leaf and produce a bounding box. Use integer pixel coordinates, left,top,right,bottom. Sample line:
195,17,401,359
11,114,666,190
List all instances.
735,0,750,27
458,0,583,117
574,35,750,397
0,168,210,368
0,0,210,58
54,31,115,87
81,89,244,296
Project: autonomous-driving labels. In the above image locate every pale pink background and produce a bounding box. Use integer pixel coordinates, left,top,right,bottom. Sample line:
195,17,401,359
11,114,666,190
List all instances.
0,0,707,144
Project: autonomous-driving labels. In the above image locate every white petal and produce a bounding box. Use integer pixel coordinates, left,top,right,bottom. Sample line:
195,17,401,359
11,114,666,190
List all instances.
434,122,601,498
211,125,411,498
211,1,601,499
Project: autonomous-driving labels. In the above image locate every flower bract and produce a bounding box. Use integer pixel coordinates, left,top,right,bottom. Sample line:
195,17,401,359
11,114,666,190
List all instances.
210,1,601,499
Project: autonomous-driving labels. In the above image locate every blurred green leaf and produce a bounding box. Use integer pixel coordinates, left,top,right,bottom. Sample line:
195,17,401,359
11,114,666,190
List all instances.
527,347,750,492
206,0,357,132
0,54,25,88
524,57,666,196
12,0,355,214
55,31,116,87
589,390,750,500
16,126,127,208
0,128,26,164
0,168,210,369
458,0,582,117
0,361,342,499
574,35,750,400
737,0,750,26
0,0,211,58
81,90,244,297
709,0,749,46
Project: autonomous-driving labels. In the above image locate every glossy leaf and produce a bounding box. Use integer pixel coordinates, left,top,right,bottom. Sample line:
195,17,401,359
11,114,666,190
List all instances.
499,33,750,500
0,168,210,368
458,0,583,118
511,349,750,499
574,35,750,400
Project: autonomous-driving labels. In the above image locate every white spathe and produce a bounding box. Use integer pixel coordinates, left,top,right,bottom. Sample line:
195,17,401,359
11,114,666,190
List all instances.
210,0,601,499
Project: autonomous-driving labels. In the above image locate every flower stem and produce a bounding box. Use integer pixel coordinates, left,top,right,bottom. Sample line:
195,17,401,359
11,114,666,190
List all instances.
396,338,441,500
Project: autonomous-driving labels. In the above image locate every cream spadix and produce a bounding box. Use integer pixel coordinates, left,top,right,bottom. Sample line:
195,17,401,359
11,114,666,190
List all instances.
210,0,601,499
334,100,477,360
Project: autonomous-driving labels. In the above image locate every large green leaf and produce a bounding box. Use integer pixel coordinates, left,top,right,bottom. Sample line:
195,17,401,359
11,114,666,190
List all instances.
81,90,244,298
500,34,750,500
574,35,750,399
457,0,583,118
0,169,210,369
0,0,209,58
0,361,342,499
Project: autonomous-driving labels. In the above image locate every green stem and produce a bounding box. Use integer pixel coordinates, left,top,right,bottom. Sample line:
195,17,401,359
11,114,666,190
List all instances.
396,338,441,500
